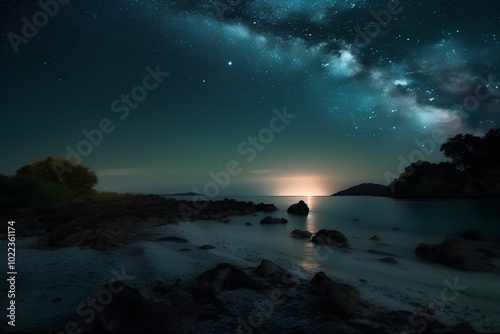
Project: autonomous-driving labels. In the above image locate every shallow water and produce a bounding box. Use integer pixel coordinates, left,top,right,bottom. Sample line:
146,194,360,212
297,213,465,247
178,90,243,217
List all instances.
164,196,500,317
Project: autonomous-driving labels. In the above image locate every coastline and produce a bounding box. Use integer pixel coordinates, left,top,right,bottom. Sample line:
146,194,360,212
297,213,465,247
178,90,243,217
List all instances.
3,196,500,333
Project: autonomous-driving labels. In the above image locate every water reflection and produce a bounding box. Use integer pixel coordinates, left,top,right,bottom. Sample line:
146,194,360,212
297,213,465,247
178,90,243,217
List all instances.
297,242,323,272
305,195,318,232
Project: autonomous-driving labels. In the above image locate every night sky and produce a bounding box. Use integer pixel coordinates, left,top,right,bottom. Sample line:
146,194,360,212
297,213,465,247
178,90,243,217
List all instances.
1,0,499,195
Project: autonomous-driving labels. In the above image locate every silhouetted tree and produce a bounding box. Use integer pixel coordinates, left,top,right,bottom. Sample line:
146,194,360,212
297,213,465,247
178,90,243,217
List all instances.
16,156,98,195
389,161,465,196
440,128,500,173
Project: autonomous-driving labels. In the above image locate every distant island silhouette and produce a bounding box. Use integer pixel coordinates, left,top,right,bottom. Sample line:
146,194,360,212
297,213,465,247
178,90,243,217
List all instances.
332,183,390,197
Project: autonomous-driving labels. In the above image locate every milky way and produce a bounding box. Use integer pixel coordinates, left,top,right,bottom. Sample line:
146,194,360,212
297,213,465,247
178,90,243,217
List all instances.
165,0,500,134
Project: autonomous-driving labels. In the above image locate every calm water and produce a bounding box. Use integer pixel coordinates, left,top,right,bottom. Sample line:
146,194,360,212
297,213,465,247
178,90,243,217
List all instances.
173,195,500,237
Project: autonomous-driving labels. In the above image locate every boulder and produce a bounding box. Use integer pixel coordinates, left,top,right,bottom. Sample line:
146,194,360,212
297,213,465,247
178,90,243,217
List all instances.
91,283,182,333
287,200,309,214
460,230,484,241
415,238,492,271
256,259,285,278
195,263,263,295
260,216,288,224
476,248,499,258
245,222,252,226
310,272,361,318
370,235,380,241
312,229,348,245
199,245,215,250
291,229,312,238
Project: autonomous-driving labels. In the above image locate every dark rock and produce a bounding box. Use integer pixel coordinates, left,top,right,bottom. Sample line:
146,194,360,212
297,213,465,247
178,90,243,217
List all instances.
379,257,398,264
260,216,288,224
391,227,399,231
91,283,183,333
460,230,484,241
370,235,381,241
310,271,361,318
255,203,278,212
415,238,492,271
157,236,188,243
199,245,215,250
178,248,191,252
181,198,277,221
195,263,264,295
291,229,312,238
39,216,119,250
245,222,252,226
8,195,280,249
476,247,499,258
51,297,62,303
312,229,348,245
255,259,286,278
287,200,309,214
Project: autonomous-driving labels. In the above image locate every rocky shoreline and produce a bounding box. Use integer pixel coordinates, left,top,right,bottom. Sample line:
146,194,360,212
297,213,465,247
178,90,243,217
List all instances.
0,195,278,250
3,198,500,333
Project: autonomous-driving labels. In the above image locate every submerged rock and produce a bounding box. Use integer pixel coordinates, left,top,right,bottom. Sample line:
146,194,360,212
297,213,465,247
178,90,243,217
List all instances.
260,216,288,224
245,222,252,226
415,238,492,271
291,229,312,238
157,236,188,243
312,229,348,245
370,235,381,241
199,245,215,250
287,200,309,214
